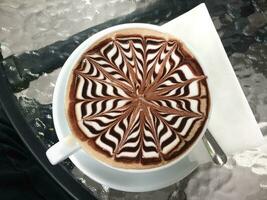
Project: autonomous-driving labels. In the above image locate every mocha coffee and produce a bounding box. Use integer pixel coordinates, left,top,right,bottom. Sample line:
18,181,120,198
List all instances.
66,28,210,169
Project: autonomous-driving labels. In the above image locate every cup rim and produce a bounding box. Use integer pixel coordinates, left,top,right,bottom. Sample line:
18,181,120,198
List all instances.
53,23,212,174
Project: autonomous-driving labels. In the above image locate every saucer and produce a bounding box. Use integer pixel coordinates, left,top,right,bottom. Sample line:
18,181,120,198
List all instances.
52,23,207,192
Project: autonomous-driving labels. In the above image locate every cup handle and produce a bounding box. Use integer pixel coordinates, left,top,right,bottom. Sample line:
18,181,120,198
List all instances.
46,134,80,165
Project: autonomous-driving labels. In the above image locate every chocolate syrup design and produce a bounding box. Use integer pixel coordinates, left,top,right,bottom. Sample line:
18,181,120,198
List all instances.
67,33,210,167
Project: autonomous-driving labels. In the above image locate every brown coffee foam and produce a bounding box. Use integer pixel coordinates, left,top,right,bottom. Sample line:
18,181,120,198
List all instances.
65,27,210,169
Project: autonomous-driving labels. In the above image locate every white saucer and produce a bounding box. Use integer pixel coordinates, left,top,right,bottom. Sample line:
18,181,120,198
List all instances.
52,23,209,192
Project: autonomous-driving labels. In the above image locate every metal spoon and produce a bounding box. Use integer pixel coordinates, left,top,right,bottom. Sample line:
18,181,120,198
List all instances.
202,130,227,166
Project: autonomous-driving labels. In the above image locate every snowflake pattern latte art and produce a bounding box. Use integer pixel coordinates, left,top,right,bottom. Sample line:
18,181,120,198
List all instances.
67,29,210,169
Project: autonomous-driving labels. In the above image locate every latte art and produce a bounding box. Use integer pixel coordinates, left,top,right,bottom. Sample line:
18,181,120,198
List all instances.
67,29,210,169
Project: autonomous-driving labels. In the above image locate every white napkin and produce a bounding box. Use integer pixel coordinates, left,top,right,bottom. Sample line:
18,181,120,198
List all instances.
161,3,265,159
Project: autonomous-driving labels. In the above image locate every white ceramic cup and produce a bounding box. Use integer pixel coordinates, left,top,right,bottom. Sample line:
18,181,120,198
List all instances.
46,23,212,191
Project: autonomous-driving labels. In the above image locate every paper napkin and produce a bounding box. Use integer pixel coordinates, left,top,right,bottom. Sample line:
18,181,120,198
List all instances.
162,4,265,159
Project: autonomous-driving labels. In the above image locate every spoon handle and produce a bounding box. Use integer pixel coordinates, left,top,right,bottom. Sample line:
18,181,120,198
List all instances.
202,130,227,166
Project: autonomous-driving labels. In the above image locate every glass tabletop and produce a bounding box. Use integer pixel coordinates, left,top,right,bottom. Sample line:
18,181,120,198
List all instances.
1,0,267,199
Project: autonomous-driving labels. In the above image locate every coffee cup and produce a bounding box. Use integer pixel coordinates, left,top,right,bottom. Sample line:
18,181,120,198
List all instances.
46,23,212,191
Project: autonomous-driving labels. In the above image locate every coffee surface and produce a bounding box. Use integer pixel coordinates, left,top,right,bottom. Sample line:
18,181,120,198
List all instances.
67,29,210,169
